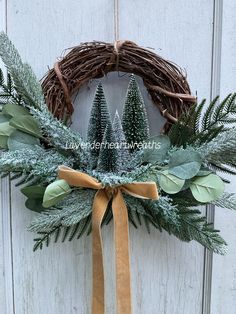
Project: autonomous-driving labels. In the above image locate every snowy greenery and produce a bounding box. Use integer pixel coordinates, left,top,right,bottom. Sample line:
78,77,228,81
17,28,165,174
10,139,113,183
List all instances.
0,147,74,183
30,106,86,164
0,33,235,254
0,32,45,108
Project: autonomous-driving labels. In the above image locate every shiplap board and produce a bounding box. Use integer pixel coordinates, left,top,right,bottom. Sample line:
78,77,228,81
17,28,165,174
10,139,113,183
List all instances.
0,0,6,309
211,1,236,313
0,177,4,314
1,1,15,314
118,1,214,313
0,0,5,309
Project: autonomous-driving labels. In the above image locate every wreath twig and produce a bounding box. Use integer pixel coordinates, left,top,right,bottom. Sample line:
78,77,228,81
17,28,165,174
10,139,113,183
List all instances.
42,40,196,131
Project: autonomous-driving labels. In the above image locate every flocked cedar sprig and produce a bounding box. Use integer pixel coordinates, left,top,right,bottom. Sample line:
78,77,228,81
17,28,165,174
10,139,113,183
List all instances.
213,193,236,210
168,207,227,254
30,106,87,165
29,190,95,231
198,127,236,176
0,32,45,108
0,147,74,184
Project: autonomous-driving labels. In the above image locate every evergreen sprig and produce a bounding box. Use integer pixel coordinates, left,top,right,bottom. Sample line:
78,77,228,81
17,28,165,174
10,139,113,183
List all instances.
29,190,95,232
0,32,44,108
198,127,236,176
169,94,236,147
0,147,74,184
30,107,87,164
0,68,22,107
212,193,236,210
32,217,92,251
161,207,227,255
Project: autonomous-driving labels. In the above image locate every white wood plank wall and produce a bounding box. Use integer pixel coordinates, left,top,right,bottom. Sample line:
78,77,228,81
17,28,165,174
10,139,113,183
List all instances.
0,1,235,313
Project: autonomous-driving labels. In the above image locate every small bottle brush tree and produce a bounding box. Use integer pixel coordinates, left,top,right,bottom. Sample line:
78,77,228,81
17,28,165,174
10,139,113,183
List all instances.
87,83,111,169
112,110,131,170
122,75,150,152
97,122,118,172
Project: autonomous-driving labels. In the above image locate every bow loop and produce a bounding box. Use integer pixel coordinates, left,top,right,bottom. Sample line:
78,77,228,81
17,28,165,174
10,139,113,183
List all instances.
58,165,103,189
121,182,159,200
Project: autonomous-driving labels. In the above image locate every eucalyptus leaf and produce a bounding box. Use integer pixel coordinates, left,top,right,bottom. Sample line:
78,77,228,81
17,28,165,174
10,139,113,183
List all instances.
3,103,30,117
180,179,191,191
196,170,212,177
9,115,41,137
0,121,15,136
22,185,46,213
43,179,72,208
0,135,8,148
142,135,170,163
21,185,46,199
0,113,10,123
190,174,225,203
8,129,40,151
159,170,185,194
25,198,45,213
169,149,202,179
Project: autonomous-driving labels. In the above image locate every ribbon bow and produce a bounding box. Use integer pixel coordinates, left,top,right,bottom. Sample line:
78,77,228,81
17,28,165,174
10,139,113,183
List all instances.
58,166,159,314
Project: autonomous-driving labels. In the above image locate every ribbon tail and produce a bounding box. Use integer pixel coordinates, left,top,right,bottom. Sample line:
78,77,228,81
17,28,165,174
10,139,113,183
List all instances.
92,190,110,314
112,190,132,314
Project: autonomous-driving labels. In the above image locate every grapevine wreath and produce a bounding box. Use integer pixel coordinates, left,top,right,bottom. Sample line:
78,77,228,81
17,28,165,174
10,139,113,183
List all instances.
1,32,236,313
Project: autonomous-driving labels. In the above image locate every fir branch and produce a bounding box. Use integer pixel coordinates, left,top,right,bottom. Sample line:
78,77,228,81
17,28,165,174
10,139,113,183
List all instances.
30,106,87,164
212,192,236,210
198,128,236,176
32,216,92,251
129,163,159,182
159,207,227,254
0,69,22,106
0,32,45,108
0,147,74,183
125,195,179,232
192,99,206,133
29,190,95,232
169,94,236,147
168,106,196,147
201,96,219,131
143,196,180,227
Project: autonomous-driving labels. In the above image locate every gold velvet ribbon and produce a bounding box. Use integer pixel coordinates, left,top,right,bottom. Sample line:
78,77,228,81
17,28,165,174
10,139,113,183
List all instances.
58,165,159,314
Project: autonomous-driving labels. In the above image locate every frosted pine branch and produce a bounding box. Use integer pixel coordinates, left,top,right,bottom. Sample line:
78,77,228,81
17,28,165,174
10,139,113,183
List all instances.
0,32,45,108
